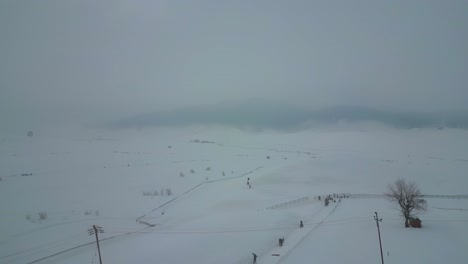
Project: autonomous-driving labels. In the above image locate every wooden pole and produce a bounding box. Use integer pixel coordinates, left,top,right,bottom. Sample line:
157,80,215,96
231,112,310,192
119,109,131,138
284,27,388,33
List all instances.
374,212,384,264
93,225,103,264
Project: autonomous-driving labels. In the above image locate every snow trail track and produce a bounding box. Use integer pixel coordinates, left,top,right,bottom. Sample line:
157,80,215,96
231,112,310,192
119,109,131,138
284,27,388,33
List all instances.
257,202,340,264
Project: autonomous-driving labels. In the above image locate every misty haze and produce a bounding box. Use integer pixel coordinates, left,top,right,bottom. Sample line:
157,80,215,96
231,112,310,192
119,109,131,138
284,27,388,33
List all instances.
1,1,468,263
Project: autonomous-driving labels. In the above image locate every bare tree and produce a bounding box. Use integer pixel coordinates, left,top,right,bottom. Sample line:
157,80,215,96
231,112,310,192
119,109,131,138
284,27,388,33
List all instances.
385,178,427,227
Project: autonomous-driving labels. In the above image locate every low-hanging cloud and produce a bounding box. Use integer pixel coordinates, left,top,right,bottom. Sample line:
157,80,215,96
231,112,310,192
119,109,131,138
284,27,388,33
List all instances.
111,102,468,131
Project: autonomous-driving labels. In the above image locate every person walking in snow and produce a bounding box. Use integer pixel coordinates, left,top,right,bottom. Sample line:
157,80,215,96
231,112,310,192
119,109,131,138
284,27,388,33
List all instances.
300,220,304,228
252,253,258,263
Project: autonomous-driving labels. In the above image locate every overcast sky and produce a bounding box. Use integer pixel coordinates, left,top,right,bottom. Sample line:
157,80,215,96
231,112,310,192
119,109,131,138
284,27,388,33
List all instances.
1,0,467,133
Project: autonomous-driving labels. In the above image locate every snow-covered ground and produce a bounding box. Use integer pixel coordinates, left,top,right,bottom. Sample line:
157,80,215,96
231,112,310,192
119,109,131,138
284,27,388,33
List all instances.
1,127,467,264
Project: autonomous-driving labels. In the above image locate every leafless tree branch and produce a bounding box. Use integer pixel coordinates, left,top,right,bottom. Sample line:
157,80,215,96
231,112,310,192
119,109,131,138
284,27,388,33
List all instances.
385,178,427,228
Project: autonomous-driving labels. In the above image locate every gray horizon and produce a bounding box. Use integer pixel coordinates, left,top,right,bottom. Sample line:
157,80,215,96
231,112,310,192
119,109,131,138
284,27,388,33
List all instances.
111,102,468,131
1,0,468,134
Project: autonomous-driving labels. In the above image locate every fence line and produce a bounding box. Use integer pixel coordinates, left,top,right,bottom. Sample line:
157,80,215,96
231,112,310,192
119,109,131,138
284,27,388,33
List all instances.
344,194,468,199
265,197,309,210
265,192,468,211
137,166,264,222
420,194,468,199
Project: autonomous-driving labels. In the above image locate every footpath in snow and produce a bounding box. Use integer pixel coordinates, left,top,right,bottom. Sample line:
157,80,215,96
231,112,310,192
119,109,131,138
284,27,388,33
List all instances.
257,200,340,264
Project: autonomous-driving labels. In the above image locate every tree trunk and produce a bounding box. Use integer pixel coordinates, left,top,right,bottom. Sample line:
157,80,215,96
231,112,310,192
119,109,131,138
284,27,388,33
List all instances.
405,217,410,228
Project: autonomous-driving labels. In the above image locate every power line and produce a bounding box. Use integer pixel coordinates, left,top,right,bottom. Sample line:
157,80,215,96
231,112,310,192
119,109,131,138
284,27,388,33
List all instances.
0,231,90,264
91,246,98,264
24,229,144,264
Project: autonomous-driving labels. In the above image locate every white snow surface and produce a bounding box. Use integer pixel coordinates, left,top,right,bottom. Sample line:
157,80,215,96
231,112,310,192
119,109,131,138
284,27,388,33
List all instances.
1,127,468,264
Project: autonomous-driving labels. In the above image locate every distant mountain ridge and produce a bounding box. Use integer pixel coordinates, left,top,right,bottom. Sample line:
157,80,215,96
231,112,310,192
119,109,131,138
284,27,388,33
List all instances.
111,103,468,130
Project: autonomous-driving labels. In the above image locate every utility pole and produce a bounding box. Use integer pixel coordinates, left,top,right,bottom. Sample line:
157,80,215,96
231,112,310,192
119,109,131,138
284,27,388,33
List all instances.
374,212,384,264
88,225,104,264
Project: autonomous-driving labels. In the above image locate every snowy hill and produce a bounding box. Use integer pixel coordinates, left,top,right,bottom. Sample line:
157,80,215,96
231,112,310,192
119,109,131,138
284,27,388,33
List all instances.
1,127,467,264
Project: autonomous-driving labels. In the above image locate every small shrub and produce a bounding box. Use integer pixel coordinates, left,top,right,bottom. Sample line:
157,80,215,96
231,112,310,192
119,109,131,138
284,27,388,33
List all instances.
180,172,184,177
84,210,92,216
222,171,225,176
38,212,47,221
143,191,159,196
25,214,31,220
206,167,211,171
190,169,195,174
142,188,172,197
266,156,270,159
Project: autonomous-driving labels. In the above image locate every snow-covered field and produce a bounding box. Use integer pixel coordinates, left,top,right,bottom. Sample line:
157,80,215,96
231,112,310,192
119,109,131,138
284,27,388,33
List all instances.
1,127,468,264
